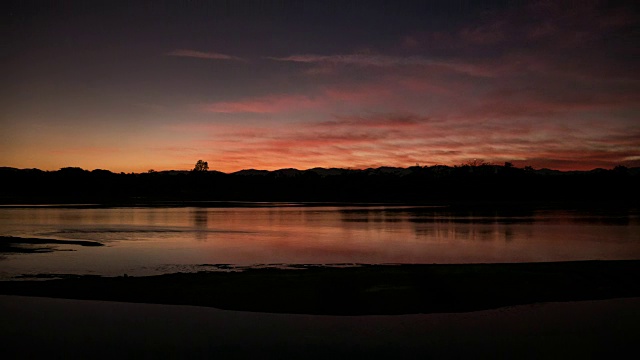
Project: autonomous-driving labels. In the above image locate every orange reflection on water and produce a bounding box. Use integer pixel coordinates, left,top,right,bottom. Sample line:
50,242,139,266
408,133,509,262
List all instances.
0,206,639,277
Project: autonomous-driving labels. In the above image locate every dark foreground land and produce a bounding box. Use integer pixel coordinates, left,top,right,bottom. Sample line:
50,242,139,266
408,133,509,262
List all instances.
2,261,640,315
2,295,638,359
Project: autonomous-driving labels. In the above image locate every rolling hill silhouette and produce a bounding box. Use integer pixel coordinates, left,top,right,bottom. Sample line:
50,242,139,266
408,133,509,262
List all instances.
0,165,638,205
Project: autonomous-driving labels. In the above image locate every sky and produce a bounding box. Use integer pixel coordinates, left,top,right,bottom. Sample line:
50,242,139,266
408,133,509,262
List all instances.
2,0,639,173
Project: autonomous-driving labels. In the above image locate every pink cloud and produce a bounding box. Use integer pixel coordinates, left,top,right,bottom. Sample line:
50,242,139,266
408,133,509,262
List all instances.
454,88,640,121
160,1,638,173
179,109,639,172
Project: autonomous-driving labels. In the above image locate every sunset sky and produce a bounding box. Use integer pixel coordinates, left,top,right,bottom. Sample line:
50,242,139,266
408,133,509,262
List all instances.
2,0,638,173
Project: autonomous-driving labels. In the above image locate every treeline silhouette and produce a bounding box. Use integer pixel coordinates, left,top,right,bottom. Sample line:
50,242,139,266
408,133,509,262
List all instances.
0,165,638,205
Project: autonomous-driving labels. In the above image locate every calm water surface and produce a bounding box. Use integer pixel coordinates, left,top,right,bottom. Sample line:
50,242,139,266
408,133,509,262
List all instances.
1,205,639,278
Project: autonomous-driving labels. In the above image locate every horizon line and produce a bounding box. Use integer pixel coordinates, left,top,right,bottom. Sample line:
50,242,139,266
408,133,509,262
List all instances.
1,163,635,175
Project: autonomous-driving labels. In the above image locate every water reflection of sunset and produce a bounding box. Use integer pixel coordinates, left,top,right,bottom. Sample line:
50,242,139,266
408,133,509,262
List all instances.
1,206,638,278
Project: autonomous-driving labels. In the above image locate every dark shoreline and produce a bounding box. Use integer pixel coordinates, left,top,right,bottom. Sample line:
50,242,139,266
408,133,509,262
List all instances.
2,260,639,315
3,295,638,359
2,165,638,205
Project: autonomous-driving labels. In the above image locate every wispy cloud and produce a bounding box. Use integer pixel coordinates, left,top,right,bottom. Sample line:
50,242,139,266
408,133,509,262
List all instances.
178,109,640,172
200,84,396,114
316,113,427,129
202,94,324,114
267,54,436,67
167,49,246,62
267,53,500,77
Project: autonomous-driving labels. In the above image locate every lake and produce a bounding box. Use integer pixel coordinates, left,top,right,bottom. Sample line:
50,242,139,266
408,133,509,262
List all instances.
1,204,639,278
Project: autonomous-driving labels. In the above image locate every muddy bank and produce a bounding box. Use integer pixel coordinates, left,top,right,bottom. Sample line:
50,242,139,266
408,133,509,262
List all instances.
1,261,639,315
0,236,104,253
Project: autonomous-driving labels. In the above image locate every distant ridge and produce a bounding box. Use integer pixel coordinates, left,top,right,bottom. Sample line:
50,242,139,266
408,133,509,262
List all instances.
0,165,638,204
2,165,638,177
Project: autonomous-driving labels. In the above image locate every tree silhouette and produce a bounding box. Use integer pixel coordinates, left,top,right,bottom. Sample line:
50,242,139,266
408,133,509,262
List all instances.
464,159,490,167
193,160,209,172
